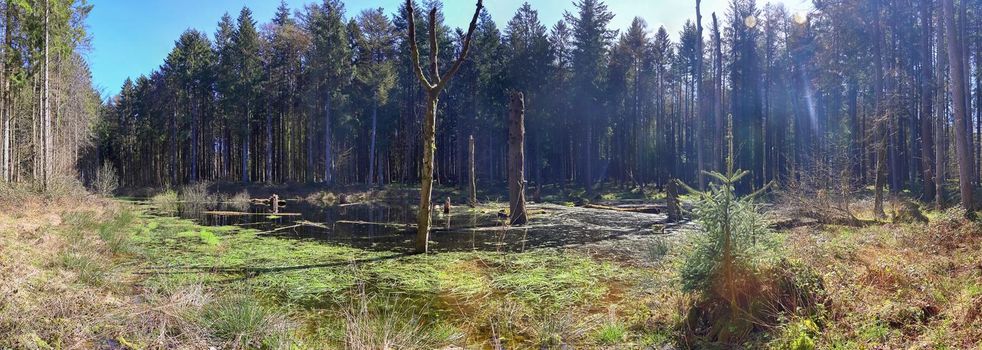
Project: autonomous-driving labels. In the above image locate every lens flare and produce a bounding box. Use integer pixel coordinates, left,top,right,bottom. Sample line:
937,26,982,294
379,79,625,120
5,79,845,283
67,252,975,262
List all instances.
793,12,808,25
744,15,758,28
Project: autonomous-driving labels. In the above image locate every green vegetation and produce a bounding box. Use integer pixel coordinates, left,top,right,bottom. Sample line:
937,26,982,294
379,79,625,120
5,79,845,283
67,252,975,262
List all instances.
3,192,982,348
123,203,652,347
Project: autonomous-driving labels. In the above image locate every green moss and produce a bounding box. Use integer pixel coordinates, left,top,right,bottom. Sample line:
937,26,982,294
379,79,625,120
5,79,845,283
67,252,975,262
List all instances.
121,203,648,347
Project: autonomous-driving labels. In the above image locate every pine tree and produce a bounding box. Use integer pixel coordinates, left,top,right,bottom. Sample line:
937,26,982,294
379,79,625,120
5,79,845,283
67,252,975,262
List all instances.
306,0,352,185
565,0,616,191
231,7,262,183
354,8,396,186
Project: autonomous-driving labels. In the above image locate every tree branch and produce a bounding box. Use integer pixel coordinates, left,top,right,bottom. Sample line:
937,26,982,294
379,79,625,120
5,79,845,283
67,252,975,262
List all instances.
436,0,483,91
428,8,439,85
405,0,433,90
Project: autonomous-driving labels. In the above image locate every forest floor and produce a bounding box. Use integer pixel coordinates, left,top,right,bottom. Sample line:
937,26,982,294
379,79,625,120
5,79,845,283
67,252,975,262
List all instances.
1,186,982,349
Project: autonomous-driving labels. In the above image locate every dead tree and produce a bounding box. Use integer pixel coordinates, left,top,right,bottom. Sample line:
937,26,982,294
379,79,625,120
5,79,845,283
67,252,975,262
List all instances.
666,179,682,223
468,134,477,207
508,92,528,226
406,0,483,253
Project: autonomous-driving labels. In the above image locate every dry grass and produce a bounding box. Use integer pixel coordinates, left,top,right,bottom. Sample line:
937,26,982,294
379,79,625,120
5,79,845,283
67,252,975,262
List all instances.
787,208,982,348
0,194,293,349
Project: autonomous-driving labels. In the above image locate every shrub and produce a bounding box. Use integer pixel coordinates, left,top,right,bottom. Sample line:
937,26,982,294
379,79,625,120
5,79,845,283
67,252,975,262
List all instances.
179,181,215,203
151,189,178,204
93,162,120,196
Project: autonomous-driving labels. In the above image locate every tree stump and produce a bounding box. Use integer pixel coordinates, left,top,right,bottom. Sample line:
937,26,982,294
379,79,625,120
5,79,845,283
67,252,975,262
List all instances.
508,91,528,225
666,179,682,223
269,194,280,214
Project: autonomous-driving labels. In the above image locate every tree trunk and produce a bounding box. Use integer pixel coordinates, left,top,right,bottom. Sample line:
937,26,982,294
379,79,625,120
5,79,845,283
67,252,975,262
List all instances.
324,92,333,185
468,134,477,206
872,0,886,218
265,111,272,183
0,2,7,184
713,13,723,174
42,0,50,189
242,108,251,183
942,0,975,211
508,92,528,226
416,94,438,253
191,90,200,183
695,0,705,189
171,109,178,186
368,96,378,186
306,113,314,182
919,0,936,201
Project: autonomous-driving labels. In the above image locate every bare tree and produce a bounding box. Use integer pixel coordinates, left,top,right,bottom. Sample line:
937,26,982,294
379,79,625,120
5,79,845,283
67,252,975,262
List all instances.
405,0,483,253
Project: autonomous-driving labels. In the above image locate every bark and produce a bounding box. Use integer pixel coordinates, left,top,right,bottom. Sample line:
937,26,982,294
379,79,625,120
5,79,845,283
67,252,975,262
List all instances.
936,5,946,210
874,120,888,219
712,13,723,174
666,179,682,222
1,2,9,183
468,134,476,206
42,0,50,189
242,108,251,183
265,110,272,183
191,90,200,183
369,96,378,186
872,0,886,219
324,92,333,185
171,109,178,185
695,0,705,189
306,114,314,182
508,92,528,226
942,0,975,211
919,0,936,201
416,95,437,252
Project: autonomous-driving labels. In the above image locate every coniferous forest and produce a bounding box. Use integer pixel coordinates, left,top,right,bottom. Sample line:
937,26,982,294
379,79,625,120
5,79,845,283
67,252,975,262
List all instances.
3,0,982,348
85,0,980,211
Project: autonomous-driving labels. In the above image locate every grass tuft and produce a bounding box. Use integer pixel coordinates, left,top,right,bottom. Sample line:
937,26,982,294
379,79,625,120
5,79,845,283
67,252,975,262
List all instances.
198,294,293,349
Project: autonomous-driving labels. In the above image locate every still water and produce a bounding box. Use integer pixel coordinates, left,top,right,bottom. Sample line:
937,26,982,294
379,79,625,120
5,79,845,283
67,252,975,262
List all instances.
156,199,669,253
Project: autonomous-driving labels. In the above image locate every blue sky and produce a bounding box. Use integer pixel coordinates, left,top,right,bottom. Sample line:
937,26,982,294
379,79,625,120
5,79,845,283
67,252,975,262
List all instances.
86,0,811,98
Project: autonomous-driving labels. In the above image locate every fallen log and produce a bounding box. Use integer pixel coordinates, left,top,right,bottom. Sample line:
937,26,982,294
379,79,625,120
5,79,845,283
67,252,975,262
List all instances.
335,220,415,230
205,211,301,217
583,203,664,214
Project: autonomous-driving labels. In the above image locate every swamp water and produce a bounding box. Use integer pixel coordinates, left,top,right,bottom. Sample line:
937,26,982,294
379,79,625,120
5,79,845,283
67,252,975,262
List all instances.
152,199,673,253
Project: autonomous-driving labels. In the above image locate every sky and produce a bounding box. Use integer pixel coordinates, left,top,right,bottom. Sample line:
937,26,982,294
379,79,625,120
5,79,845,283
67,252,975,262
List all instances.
87,0,812,97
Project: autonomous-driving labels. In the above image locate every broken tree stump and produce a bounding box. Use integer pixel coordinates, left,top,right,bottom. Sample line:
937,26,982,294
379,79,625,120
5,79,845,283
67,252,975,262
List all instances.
666,179,682,222
508,91,528,226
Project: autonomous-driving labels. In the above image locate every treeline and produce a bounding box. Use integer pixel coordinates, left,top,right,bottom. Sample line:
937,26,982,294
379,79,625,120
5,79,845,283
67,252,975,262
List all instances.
0,0,101,190
98,0,981,209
